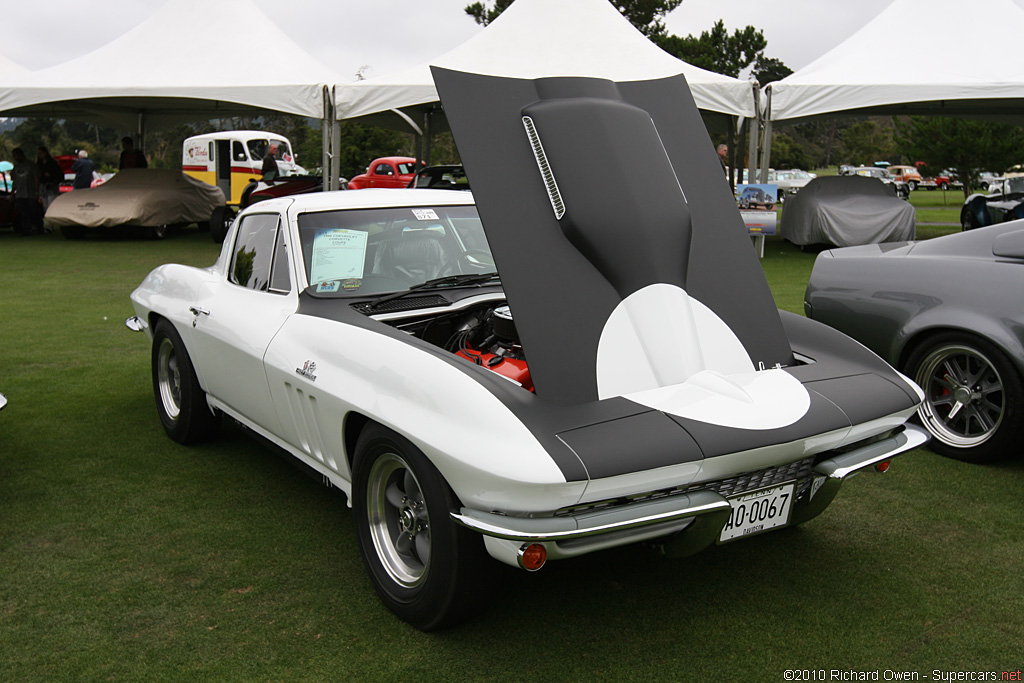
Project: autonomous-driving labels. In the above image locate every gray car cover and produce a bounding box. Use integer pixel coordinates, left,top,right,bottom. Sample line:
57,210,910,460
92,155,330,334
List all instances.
46,168,225,228
782,175,916,247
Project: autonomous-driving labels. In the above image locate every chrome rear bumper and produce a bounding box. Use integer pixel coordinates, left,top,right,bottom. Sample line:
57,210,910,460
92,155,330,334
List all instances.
453,423,929,564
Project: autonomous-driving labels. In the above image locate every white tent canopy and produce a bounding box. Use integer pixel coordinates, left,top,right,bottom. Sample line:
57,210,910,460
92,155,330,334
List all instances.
0,53,28,80
767,0,1024,124
0,0,346,130
335,0,757,124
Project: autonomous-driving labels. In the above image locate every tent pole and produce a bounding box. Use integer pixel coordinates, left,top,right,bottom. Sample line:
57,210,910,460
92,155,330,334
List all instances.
424,111,433,166
322,86,332,191
748,81,761,185
330,115,340,191
726,120,736,191
759,87,773,184
735,117,747,187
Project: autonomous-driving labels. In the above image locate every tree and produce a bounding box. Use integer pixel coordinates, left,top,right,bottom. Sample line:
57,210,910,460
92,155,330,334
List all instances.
654,21,766,78
751,56,792,86
466,0,682,37
841,118,897,168
768,132,812,171
895,116,1024,195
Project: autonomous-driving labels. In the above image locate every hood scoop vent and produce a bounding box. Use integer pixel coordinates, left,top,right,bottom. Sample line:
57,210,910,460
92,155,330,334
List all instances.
522,115,565,220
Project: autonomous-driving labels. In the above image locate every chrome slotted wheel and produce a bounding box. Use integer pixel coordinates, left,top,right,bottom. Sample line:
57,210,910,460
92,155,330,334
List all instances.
156,337,182,421
366,452,431,588
914,343,1004,449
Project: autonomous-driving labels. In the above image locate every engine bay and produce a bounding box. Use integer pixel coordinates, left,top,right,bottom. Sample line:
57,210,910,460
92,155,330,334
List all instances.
383,301,534,391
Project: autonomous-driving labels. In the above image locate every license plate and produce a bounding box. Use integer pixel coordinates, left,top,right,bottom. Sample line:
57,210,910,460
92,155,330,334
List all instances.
719,482,795,543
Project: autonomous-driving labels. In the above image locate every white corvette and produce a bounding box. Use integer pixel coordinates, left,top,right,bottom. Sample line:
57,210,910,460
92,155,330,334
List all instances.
128,70,928,630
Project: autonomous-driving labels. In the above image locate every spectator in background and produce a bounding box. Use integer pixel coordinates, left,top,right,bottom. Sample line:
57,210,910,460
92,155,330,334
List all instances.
11,147,42,236
118,136,148,170
36,146,63,213
717,144,729,175
71,150,94,189
261,143,280,181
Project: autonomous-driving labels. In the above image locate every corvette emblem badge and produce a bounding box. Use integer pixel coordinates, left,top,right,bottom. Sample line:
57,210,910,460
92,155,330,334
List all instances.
295,360,318,382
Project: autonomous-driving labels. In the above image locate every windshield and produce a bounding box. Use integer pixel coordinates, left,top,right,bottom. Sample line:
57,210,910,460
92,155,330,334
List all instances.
298,204,495,296
247,139,293,163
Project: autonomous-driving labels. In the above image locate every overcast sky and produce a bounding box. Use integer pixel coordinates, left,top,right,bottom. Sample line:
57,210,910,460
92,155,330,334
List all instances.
4,0,1022,79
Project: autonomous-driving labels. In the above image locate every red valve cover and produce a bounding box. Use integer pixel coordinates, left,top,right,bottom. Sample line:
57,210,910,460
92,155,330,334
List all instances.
455,348,534,392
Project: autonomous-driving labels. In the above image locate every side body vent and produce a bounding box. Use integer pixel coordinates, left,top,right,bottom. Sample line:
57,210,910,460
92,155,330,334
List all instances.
522,115,565,220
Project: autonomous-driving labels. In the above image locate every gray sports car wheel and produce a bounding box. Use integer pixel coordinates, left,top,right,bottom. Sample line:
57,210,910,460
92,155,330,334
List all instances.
352,424,490,630
907,333,1023,463
151,319,220,444
961,207,977,231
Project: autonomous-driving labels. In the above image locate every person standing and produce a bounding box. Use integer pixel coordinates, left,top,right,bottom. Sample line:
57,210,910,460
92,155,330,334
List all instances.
11,147,42,236
717,144,729,175
71,150,95,189
36,146,63,212
118,137,148,170
261,143,280,181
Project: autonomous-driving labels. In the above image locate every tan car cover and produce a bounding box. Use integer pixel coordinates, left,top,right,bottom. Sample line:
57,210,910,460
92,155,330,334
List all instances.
46,169,225,228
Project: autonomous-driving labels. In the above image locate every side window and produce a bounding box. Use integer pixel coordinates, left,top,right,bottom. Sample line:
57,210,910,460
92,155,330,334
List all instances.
374,163,394,176
208,141,214,161
229,213,286,293
233,141,247,162
269,227,291,294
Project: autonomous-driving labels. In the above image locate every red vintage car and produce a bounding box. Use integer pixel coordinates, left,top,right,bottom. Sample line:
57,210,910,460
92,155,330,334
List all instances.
347,156,421,189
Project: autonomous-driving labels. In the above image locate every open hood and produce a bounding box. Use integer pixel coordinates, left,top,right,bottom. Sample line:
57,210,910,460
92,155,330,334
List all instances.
432,68,794,406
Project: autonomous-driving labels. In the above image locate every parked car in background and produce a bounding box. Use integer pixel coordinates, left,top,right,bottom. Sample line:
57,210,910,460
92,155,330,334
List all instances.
347,156,421,190
126,70,927,630
768,169,814,199
977,171,1002,191
919,172,952,190
961,177,1024,229
783,175,916,248
888,165,924,191
852,166,910,199
838,164,855,176
806,223,1024,463
46,168,225,239
408,164,470,190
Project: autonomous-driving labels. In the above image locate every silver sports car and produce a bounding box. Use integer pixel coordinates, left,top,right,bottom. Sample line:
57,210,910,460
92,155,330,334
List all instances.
805,222,1024,463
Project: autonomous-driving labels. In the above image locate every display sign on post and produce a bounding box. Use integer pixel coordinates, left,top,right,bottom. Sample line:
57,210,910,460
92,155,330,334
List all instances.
735,184,778,236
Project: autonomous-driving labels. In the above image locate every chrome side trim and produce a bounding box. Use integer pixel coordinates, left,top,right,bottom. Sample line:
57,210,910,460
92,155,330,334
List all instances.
451,489,731,543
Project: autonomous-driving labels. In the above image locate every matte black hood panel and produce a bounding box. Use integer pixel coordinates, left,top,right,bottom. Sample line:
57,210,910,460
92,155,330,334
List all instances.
432,68,794,406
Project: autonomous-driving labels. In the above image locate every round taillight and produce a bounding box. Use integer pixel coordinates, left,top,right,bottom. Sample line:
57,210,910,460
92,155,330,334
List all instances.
875,461,891,473
518,543,547,571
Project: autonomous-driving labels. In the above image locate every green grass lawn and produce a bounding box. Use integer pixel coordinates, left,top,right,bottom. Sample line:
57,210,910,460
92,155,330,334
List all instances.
1,226,1021,682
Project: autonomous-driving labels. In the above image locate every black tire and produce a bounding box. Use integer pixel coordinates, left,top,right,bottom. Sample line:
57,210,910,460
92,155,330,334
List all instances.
961,207,976,231
209,206,232,244
151,319,220,444
60,225,85,239
352,424,491,630
906,332,1023,463
147,224,168,240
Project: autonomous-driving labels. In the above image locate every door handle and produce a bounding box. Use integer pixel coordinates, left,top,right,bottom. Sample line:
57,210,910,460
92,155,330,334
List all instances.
189,306,210,326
